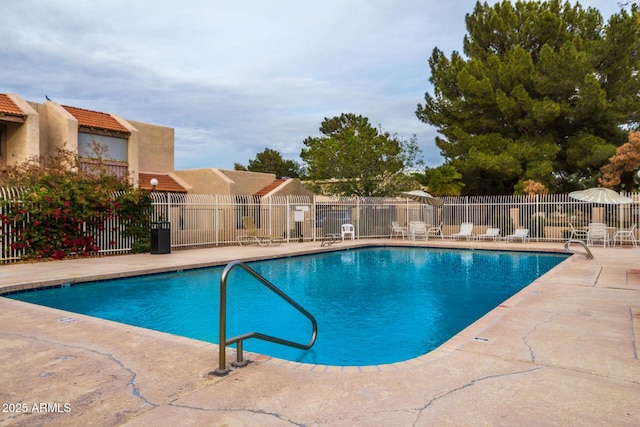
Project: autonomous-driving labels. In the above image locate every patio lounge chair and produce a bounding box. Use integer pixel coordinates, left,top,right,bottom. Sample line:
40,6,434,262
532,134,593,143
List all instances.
450,222,473,240
390,221,407,239
504,228,529,243
586,222,609,247
238,216,283,246
409,221,428,240
476,228,501,241
427,221,444,239
613,224,637,247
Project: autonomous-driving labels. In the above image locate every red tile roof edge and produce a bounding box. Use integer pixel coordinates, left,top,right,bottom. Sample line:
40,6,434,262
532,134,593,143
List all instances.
139,173,187,193
0,94,26,118
62,105,130,134
254,178,288,196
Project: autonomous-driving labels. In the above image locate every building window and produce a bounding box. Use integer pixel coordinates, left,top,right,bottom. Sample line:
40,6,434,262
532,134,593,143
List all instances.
78,132,129,178
78,132,127,162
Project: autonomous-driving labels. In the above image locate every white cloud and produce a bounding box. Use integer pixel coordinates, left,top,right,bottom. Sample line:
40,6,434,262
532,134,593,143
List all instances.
0,0,624,171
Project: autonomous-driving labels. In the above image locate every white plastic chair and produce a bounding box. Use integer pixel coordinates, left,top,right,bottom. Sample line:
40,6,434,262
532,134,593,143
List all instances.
390,221,407,239
341,223,355,241
613,224,637,247
504,228,529,243
427,222,444,240
587,223,608,247
568,223,588,241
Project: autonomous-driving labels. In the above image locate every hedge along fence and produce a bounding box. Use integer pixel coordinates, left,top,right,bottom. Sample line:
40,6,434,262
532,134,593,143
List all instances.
1,188,639,264
0,187,151,262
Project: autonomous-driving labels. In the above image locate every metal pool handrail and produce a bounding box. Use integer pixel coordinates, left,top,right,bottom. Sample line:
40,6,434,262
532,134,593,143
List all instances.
212,260,318,376
564,239,594,259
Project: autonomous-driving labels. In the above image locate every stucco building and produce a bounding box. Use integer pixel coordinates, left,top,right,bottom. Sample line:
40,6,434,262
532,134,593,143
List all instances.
0,92,312,198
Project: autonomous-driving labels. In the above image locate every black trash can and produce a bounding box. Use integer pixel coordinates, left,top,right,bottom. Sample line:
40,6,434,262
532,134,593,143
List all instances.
150,221,171,254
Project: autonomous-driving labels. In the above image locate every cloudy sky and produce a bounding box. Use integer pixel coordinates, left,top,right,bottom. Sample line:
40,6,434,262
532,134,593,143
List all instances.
1,0,621,171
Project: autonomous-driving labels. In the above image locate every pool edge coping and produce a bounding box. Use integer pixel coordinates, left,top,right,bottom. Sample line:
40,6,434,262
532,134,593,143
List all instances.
0,240,574,373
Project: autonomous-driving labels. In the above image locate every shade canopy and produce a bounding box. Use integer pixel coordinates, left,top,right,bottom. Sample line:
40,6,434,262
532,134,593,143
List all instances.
401,190,444,207
568,187,633,205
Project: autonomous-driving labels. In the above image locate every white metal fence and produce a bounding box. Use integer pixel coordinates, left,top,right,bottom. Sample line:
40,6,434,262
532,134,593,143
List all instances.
2,189,639,263
437,194,640,240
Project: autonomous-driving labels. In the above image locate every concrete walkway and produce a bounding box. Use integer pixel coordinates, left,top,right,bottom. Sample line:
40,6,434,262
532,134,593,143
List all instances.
0,239,638,426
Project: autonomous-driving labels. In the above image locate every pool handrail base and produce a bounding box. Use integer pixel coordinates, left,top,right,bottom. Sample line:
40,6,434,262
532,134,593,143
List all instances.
214,260,318,375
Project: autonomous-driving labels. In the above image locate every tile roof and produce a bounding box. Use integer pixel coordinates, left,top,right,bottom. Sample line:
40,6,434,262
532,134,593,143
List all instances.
254,179,287,196
62,105,130,134
139,172,187,193
0,94,26,119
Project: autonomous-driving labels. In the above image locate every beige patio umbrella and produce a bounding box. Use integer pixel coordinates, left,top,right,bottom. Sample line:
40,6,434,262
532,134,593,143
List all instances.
568,187,633,205
401,190,444,207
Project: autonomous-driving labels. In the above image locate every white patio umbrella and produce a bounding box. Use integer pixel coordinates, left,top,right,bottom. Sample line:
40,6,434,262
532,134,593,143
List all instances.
401,190,444,207
568,187,633,205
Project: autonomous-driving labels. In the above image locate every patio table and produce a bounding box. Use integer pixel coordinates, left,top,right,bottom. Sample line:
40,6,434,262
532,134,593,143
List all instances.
408,222,431,240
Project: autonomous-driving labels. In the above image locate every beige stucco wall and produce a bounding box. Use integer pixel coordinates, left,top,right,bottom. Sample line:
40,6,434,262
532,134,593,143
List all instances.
218,169,276,195
42,101,78,154
128,120,174,174
172,168,235,194
166,172,193,192
269,179,315,197
173,168,317,196
112,114,140,186
173,168,284,195
4,94,39,165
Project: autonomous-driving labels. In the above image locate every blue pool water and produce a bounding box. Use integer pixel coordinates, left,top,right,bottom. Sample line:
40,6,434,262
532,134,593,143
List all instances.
7,247,567,366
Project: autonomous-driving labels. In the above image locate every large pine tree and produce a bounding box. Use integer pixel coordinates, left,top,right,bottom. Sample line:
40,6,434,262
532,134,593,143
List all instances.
416,0,640,195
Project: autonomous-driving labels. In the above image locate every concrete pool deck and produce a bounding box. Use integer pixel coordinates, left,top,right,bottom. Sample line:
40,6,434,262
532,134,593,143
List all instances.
0,239,638,426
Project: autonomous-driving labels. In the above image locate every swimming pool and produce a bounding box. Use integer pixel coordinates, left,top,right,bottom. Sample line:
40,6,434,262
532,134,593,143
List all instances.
7,247,567,366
